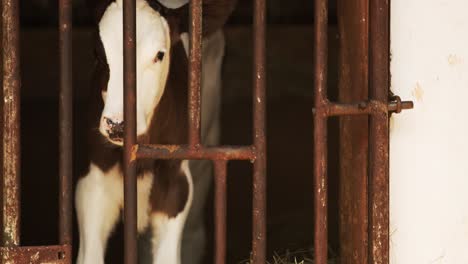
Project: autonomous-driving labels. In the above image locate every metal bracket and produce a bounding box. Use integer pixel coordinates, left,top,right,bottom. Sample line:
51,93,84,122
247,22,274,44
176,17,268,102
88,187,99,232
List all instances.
388,95,413,114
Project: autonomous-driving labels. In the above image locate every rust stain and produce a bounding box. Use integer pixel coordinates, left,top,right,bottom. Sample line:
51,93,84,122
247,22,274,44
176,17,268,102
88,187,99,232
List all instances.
3,0,22,247
161,145,180,153
1,245,71,263
130,144,139,162
412,82,424,102
448,54,463,66
30,252,40,261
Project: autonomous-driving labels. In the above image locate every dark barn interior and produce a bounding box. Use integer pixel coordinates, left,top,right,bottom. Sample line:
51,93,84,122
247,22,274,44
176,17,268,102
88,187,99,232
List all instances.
17,0,352,263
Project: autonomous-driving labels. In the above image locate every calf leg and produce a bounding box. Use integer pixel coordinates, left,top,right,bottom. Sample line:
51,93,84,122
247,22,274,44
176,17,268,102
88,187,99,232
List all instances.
151,212,187,264
151,161,193,264
76,163,123,264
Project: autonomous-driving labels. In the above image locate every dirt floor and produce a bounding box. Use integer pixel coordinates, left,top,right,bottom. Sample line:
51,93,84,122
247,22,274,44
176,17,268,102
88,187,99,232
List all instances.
19,25,341,263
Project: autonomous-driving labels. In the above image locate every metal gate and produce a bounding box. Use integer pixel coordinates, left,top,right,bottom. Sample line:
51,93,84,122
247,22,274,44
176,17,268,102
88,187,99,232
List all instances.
1,0,73,262
0,0,413,263
121,0,266,263
313,0,412,263
1,0,265,263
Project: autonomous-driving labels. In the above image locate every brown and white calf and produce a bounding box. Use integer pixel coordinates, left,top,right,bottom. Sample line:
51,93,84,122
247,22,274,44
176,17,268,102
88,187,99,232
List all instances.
75,0,235,263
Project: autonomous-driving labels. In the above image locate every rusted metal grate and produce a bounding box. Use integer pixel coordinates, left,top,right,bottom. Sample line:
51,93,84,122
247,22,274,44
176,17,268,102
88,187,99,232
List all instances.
312,0,412,263
121,0,267,263
1,0,266,262
1,0,74,262
1,0,414,263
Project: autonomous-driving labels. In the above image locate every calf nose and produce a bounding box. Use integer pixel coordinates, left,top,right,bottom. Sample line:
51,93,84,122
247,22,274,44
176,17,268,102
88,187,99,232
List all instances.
103,117,124,141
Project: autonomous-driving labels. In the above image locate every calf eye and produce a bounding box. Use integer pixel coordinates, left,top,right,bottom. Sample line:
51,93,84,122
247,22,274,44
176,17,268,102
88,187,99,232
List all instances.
154,51,165,62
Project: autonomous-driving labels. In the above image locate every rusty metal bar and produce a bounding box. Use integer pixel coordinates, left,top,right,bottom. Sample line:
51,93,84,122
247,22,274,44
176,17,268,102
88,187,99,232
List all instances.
369,0,390,262
252,0,267,263
214,160,227,264
58,0,73,249
123,0,138,262
313,0,328,263
0,244,71,263
337,0,369,262
314,100,413,117
188,0,202,148
136,145,255,161
1,0,21,247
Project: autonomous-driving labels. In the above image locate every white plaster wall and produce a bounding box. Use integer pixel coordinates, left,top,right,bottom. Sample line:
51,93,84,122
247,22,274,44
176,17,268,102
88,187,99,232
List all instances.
390,1,468,263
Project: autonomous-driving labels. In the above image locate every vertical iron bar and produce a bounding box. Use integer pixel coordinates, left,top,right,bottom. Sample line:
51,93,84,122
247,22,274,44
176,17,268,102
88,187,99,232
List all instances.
214,160,227,264
1,0,21,247
337,0,369,263
123,0,138,263
369,0,390,263
188,0,202,148
58,0,73,249
313,0,328,263
252,0,267,262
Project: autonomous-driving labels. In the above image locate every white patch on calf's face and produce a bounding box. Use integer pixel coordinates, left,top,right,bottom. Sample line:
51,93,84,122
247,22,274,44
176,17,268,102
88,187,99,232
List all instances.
98,0,171,144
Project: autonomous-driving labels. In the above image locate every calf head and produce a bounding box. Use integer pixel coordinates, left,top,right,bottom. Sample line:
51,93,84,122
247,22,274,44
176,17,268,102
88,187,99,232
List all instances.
97,0,175,145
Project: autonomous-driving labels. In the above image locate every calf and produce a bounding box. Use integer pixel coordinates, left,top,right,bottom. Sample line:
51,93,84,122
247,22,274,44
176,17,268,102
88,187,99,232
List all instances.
75,0,235,263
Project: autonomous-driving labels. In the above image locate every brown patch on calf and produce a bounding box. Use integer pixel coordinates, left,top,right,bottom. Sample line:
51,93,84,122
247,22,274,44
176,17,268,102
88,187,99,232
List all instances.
148,42,188,145
145,41,189,218
150,161,189,218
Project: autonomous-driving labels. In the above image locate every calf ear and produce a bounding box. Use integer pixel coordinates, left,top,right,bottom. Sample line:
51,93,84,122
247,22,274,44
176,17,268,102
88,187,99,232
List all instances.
164,0,238,44
165,5,189,46
89,0,116,24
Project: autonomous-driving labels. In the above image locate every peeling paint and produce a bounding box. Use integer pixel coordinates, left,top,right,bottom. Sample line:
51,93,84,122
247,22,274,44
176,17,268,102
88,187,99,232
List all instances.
130,144,139,162
30,252,40,261
160,145,180,153
0,245,71,263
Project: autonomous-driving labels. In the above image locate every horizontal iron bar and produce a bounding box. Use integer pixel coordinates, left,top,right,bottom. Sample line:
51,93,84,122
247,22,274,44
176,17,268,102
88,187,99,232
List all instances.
0,244,71,263
135,145,256,161
313,99,413,116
